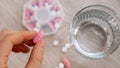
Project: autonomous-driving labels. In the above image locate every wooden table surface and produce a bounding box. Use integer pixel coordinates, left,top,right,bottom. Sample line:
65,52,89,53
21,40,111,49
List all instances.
0,0,120,68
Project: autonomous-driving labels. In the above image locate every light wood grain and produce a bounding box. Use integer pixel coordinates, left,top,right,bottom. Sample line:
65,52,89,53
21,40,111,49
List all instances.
0,0,120,68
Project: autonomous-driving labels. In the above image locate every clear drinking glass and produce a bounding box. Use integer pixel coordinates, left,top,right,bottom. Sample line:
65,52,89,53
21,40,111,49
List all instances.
70,5,120,58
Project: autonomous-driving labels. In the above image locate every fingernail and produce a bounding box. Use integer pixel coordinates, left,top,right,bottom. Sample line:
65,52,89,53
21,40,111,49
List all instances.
33,31,44,43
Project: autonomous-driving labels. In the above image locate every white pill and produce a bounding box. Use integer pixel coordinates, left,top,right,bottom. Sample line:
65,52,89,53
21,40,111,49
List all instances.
51,10,57,16
57,12,61,16
53,40,59,46
34,28,39,32
55,23,60,28
65,43,71,49
34,6,39,9
62,47,67,53
45,3,49,7
55,67,59,68
59,63,64,68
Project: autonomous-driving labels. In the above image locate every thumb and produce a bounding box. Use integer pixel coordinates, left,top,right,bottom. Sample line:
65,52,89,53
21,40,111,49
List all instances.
25,40,45,68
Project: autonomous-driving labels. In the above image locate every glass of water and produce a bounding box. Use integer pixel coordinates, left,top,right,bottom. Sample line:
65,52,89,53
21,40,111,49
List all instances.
70,5,120,58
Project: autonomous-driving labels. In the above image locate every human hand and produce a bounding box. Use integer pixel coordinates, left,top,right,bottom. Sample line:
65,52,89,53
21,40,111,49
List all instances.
0,30,45,68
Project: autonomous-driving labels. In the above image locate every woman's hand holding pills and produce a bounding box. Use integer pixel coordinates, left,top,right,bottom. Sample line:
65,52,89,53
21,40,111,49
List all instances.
0,30,45,68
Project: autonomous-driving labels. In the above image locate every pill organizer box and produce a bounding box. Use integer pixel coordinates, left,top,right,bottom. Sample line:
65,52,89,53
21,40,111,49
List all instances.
23,0,64,35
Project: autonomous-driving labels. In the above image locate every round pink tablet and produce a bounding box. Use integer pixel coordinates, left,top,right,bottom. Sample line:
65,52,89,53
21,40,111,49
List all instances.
33,31,44,43
62,57,71,68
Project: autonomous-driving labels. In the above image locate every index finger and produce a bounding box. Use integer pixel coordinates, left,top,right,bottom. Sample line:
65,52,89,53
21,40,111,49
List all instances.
0,31,37,59
5,31,37,45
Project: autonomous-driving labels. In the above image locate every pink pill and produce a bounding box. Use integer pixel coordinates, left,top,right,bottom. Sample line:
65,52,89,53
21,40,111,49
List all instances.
32,0,41,7
25,11,30,21
38,0,41,6
50,21,56,29
28,24,35,30
55,6,60,11
25,8,34,21
47,0,52,4
51,5,60,11
62,58,71,68
25,16,30,21
54,17,61,23
33,31,44,43
50,17,61,29
32,1,36,6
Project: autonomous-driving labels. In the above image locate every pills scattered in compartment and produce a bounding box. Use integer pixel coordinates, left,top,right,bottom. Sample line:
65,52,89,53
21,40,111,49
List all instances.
50,17,61,29
25,20,37,30
31,0,41,7
24,8,34,22
23,0,64,35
